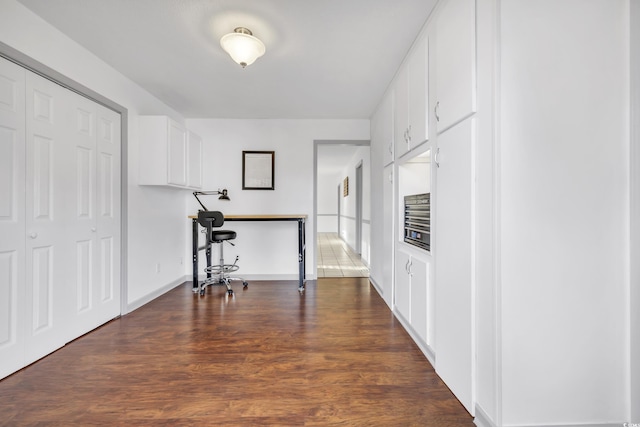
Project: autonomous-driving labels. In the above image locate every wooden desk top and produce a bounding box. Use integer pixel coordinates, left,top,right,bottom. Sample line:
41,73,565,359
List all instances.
189,214,307,220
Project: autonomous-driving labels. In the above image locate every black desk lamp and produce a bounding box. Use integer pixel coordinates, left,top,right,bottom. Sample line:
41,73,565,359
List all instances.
193,189,230,211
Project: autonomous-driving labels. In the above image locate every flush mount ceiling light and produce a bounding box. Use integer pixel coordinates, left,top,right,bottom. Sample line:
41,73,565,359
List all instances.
220,27,266,68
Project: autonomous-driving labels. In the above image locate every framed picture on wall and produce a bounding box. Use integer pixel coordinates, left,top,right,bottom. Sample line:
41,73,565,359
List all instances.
242,151,275,190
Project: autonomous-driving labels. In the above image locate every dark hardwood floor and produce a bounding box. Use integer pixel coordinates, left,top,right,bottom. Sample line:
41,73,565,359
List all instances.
0,278,473,426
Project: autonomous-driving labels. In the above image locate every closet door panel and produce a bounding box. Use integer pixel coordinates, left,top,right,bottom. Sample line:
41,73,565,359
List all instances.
69,93,97,337
24,72,73,363
0,58,122,380
0,57,26,380
95,105,120,320
67,93,120,337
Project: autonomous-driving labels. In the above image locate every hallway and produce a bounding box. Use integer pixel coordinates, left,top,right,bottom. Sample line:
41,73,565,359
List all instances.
316,232,369,278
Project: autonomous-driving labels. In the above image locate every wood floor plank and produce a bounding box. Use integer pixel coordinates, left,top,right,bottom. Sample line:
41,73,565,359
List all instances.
0,278,473,426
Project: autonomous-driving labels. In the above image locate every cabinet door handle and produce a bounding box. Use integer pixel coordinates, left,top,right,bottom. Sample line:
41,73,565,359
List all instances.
405,259,411,274
435,101,440,122
407,125,412,143
434,147,440,168
408,260,413,276
29,232,38,239
388,143,393,155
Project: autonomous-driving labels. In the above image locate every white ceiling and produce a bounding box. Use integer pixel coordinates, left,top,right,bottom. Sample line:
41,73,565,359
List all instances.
317,145,364,176
17,0,437,120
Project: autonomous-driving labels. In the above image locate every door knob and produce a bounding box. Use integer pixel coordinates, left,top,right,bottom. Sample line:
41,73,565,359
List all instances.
29,232,38,239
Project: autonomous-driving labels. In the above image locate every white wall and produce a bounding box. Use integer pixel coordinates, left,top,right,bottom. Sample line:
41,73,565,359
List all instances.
473,0,498,422
632,1,640,421
0,0,194,311
629,0,640,422
338,146,371,265
185,119,370,280
368,118,385,289
317,170,339,233
499,1,630,424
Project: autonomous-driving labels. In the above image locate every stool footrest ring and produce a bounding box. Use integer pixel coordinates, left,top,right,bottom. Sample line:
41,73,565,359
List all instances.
204,264,240,274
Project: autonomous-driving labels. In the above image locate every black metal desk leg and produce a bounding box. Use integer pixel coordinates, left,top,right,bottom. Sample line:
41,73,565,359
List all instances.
298,218,306,291
192,218,198,292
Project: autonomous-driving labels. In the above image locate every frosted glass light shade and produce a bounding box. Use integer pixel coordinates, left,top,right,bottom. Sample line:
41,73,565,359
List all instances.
220,27,266,68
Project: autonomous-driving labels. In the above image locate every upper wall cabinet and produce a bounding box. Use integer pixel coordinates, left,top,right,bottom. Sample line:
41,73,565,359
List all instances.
372,89,395,167
434,0,476,133
395,34,428,159
187,130,203,189
139,116,202,189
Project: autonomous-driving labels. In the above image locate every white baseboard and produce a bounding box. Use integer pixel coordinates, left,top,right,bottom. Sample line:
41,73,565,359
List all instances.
126,273,315,315
473,401,629,427
392,308,436,367
509,424,625,427
125,276,185,314
474,407,628,427
474,404,497,427
369,276,383,295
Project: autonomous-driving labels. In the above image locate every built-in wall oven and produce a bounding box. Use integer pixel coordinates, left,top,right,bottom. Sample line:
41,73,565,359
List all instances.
404,193,430,251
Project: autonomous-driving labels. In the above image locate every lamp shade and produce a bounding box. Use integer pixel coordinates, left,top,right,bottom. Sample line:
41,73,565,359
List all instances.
220,27,266,68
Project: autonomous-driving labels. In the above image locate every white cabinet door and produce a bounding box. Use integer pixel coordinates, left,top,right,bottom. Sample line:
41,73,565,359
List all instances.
395,244,430,345
187,130,202,189
395,34,429,159
377,91,394,167
0,57,26,380
167,119,187,186
382,164,394,308
139,116,201,190
407,35,428,146
410,254,428,343
434,118,474,413
394,248,411,321
394,65,410,159
435,0,476,133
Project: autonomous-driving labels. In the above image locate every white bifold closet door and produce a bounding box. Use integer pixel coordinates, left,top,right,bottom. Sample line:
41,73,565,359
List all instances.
0,56,27,380
0,56,121,379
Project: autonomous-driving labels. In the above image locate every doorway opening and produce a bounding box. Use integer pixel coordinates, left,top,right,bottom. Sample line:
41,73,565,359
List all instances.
314,140,370,278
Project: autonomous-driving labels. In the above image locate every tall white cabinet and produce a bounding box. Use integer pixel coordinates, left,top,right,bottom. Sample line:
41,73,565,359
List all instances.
432,0,477,414
433,117,474,412
370,0,477,416
0,56,121,380
371,0,636,425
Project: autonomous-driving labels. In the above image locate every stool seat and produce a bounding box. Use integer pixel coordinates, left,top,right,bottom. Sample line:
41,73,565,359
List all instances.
196,210,247,296
210,230,236,241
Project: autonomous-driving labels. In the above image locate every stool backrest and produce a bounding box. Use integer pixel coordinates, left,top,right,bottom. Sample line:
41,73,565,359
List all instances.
197,210,224,228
